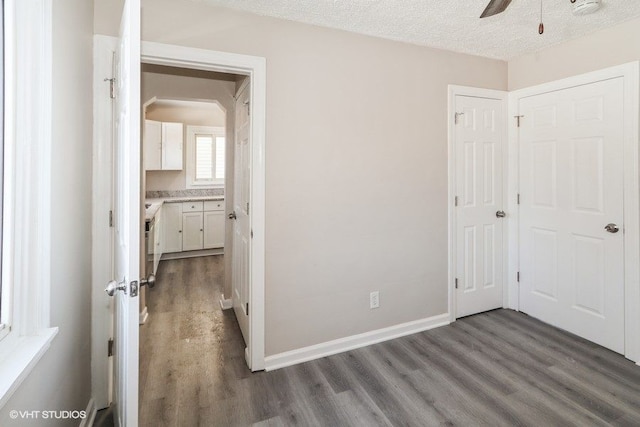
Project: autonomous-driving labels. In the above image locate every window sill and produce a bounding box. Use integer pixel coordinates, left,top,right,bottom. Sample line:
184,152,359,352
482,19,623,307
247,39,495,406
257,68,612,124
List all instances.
0,328,58,409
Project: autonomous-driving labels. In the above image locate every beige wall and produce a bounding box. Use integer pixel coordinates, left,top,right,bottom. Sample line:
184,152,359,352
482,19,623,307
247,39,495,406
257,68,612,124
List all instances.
97,0,507,356
509,17,640,90
0,0,94,425
142,70,235,192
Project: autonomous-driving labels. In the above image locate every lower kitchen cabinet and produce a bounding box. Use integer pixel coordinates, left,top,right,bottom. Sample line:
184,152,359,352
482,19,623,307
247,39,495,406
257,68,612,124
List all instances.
159,199,225,256
162,202,183,253
153,207,162,274
203,210,225,249
182,211,204,251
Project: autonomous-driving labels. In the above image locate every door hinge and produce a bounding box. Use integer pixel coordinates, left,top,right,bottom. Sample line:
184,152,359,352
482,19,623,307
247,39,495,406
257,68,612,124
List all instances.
109,210,114,227
108,339,114,357
514,115,524,127
104,77,116,99
245,302,249,315
455,278,458,289
244,100,250,116
250,229,254,238
517,193,520,205
517,272,520,283
246,202,250,215
454,196,459,207
454,112,464,125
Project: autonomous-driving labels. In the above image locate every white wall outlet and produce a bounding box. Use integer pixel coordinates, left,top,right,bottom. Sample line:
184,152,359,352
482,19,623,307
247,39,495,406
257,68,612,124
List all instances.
370,291,380,309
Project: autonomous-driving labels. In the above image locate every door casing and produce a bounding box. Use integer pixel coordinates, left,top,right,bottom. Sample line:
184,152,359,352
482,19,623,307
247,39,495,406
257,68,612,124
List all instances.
140,42,267,372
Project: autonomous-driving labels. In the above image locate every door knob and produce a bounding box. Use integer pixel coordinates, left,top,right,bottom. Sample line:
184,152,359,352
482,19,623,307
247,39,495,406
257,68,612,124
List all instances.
605,223,619,233
105,279,127,296
496,210,506,218
228,211,237,220
140,274,156,289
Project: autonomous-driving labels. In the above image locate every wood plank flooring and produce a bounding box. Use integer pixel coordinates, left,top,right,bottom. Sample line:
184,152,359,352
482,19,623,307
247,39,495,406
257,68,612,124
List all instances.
135,255,640,427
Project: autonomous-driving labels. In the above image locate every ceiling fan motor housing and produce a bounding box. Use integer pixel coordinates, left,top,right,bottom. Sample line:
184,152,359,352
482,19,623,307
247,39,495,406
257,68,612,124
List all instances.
572,0,601,16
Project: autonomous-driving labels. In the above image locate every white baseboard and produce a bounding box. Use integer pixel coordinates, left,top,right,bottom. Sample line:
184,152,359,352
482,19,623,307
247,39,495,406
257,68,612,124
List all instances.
139,306,149,325
79,397,96,427
219,297,232,310
264,313,450,371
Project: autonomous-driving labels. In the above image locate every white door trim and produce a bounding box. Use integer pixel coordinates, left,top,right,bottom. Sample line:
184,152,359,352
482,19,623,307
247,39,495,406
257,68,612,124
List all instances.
447,85,509,322
141,41,267,371
507,62,640,364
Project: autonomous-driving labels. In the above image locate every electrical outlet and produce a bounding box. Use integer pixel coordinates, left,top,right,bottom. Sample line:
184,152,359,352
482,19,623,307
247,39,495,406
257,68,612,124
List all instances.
370,291,380,309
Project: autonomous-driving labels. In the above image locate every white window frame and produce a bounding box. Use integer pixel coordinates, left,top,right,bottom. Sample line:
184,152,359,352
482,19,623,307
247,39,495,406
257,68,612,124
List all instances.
0,0,58,409
185,125,225,188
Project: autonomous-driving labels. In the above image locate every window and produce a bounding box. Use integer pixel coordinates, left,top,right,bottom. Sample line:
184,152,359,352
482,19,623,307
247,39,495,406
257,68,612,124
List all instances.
0,0,58,407
186,126,225,188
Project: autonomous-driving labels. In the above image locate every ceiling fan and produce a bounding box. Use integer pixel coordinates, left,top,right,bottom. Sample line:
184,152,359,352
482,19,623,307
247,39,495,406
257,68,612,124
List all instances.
480,0,600,19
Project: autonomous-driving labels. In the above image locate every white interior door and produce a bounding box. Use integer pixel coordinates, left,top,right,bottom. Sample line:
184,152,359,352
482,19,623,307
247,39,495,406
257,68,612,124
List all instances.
112,0,141,425
455,95,505,318
519,77,625,354
232,81,251,350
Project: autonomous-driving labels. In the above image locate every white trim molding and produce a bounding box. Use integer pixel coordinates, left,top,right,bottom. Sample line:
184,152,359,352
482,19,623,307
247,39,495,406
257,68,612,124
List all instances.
447,85,509,322
508,62,640,364
264,313,450,371
219,298,232,310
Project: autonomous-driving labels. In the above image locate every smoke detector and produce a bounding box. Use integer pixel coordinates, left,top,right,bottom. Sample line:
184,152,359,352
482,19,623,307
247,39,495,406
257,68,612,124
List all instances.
572,0,601,16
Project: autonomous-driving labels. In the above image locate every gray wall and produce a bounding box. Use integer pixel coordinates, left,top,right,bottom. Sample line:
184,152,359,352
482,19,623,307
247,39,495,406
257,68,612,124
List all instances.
508,16,640,90
96,0,508,356
0,0,94,425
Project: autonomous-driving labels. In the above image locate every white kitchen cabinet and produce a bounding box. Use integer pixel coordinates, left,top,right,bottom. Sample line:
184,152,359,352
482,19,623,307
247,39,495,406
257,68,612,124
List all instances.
182,211,204,251
162,122,184,170
144,120,183,171
153,207,163,274
180,200,225,251
203,210,225,249
144,120,162,170
162,203,183,253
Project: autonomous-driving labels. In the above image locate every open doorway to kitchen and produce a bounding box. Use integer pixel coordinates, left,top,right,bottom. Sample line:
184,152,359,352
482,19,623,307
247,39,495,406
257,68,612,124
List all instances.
138,64,251,424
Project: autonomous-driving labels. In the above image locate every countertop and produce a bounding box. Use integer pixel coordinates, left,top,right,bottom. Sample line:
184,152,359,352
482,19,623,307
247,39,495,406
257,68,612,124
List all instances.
145,196,225,221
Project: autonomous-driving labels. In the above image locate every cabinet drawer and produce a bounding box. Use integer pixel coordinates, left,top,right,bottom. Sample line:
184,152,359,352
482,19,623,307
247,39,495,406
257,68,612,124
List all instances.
182,201,203,212
204,200,225,211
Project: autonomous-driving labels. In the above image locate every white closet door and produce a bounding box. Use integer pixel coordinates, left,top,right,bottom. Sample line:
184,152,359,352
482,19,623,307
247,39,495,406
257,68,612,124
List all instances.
519,77,625,353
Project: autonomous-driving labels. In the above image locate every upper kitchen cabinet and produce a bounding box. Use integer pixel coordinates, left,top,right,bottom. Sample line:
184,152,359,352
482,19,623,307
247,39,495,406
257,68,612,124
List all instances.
144,119,184,171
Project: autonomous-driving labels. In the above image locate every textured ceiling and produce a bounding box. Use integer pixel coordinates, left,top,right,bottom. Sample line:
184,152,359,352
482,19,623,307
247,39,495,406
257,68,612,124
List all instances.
190,0,640,60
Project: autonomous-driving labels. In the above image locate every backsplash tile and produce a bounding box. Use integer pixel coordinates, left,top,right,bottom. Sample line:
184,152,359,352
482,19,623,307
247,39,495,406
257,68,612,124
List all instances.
146,188,224,199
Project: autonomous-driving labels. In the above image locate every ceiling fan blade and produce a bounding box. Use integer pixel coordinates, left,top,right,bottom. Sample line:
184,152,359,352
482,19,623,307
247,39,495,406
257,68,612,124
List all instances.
480,0,513,18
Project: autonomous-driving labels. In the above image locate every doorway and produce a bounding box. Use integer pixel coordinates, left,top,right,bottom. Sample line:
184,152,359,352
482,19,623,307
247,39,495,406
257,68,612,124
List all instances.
448,86,508,320
91,37,267,414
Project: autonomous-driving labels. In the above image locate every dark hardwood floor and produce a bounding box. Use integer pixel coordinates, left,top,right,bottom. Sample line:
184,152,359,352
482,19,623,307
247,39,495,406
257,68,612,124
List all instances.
98,255,640,426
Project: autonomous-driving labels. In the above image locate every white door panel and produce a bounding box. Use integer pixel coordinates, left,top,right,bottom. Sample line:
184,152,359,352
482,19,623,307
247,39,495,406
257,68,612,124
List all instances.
232,82,251,346
455,95,505,318
519,77,624,354
112,0,140,425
